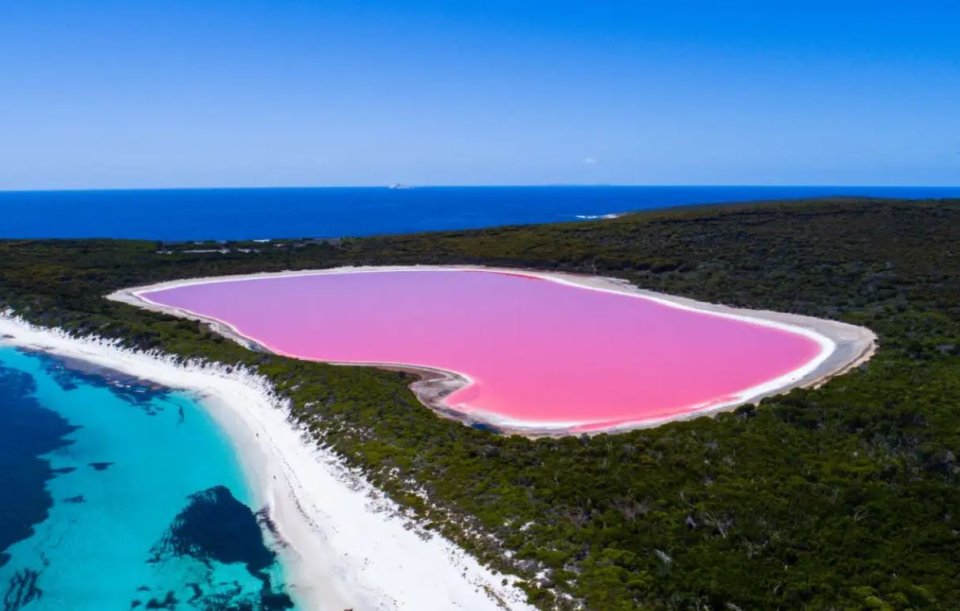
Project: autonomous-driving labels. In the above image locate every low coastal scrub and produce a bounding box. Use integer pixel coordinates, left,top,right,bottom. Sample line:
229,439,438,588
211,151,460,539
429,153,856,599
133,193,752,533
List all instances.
2,197,959,609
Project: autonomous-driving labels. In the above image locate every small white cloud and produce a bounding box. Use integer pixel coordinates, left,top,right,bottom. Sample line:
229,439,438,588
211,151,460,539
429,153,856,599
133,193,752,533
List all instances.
583,157,599,165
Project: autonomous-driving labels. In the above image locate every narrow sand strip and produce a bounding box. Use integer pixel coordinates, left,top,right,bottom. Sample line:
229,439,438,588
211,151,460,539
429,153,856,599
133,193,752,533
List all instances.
0,314,534,611
110,265,877,435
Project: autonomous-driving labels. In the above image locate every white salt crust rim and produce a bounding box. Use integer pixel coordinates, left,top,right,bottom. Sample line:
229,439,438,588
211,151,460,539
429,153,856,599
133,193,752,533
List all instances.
119,265,872,433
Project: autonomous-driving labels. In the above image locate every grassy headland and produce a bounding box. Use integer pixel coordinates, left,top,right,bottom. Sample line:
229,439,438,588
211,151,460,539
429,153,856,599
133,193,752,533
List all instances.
2,197,959,609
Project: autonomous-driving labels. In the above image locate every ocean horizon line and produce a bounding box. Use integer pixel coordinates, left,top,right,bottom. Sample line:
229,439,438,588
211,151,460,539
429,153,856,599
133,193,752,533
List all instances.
3,183,960,194
3,185,960,242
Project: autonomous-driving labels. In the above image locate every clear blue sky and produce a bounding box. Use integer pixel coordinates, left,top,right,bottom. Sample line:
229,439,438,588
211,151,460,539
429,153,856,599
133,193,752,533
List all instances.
1,1,958,189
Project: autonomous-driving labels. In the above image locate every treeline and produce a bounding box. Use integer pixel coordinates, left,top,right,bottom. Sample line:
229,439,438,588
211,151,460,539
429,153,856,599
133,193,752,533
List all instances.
1,197,959,609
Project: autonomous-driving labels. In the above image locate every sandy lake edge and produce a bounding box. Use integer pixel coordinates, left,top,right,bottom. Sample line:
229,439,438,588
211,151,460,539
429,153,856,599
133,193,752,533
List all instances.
110,265,878,436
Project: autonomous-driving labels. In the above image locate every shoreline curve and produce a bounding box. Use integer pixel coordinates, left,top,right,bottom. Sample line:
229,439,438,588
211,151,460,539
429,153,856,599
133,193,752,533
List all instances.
0,313,535,611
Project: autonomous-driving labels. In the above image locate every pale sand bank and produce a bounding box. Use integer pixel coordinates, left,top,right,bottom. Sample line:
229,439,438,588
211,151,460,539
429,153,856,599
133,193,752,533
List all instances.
110,265,877,435
0,314,534,611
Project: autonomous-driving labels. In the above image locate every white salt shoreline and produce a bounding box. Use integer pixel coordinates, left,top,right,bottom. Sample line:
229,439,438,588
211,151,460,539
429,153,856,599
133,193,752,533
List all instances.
111,265,878,435
0,314,534,611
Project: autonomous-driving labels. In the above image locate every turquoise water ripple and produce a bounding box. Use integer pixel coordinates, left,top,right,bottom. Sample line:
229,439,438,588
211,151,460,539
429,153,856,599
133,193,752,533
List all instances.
0,347,294,610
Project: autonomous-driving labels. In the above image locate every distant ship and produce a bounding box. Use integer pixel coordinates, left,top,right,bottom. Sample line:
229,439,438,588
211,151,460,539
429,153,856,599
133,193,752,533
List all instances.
388,183,415,190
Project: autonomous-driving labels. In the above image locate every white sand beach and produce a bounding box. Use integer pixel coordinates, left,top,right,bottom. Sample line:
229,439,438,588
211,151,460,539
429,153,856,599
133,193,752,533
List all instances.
0,267,877,608
0,313,534,611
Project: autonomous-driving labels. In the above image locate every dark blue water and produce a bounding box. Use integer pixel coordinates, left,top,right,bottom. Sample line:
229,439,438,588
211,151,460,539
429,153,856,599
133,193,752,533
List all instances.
0,348,295,610
1,186,958,241
0,364,75,573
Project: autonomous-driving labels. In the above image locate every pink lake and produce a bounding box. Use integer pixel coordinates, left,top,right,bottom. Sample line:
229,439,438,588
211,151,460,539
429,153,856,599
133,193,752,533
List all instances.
140,269,826,431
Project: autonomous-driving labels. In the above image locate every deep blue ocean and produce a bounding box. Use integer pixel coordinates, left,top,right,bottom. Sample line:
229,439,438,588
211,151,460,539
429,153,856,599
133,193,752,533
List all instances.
1,185,958,241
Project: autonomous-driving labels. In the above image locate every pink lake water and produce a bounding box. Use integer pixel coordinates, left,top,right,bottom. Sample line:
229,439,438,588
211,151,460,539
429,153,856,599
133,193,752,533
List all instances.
140,270,825,430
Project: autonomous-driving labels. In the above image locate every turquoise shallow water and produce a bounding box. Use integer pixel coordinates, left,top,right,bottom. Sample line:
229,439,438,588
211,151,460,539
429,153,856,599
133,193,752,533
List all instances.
0,347,295,610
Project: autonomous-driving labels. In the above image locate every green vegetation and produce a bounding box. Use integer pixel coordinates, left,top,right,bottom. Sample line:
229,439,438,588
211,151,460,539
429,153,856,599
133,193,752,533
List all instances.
2,197,959,609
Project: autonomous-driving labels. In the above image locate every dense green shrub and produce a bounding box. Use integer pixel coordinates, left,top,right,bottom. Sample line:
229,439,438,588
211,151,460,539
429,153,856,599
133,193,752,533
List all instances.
2,197,959,609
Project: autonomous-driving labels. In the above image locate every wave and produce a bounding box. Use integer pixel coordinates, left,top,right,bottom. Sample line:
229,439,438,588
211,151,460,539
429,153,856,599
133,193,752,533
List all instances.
574,213,621,220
